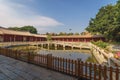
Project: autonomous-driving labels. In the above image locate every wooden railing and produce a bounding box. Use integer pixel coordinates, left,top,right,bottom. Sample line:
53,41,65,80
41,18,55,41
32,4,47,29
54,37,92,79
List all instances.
0,47,119,80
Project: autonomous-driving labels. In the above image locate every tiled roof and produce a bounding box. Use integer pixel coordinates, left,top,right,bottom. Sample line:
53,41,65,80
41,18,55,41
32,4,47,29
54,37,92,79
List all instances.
51,34,104,38
33,34,47,37
0,27,46,37
0,27,31,36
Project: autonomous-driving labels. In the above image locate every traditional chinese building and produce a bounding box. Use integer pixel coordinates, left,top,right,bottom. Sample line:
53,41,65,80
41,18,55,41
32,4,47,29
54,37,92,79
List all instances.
51,34,105,42
0,27,47,42
0,27,105,42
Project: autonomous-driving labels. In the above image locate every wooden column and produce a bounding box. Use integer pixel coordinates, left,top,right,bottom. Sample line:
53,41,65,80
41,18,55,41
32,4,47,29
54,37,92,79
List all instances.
48,43,50,50
55,44,57,50
77,59,81,80
63,45,65,50
14,35,16,42
41,44,43,49
47,54,52,69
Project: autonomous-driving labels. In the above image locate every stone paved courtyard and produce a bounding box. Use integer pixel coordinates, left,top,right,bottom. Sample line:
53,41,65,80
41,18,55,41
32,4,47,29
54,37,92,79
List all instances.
0,55,77,80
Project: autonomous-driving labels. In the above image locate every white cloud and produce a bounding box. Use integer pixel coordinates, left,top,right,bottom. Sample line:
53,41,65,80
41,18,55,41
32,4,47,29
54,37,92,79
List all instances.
0,0,63,32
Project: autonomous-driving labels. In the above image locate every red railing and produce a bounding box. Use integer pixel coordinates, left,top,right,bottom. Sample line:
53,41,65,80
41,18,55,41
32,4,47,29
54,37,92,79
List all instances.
0,47,119,80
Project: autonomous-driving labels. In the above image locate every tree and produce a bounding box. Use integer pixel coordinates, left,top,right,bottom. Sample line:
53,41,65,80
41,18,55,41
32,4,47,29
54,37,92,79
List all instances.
86,0,120,42
67,32,74,35
21,26,37,34
74,32,79,35
8,26,37,34
59,32,67,36
8,27,21,31
47,34,52,41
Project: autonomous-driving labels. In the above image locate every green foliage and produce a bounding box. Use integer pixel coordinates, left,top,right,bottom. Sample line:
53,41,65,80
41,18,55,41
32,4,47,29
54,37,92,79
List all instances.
8,26,37,34
47,34,52,41
110,41,120,45
21,26,37,34
8,27,21,31
67,32,74,35
74,32,79,35
58,32,67,36
86,1,120,42
92,40,109,48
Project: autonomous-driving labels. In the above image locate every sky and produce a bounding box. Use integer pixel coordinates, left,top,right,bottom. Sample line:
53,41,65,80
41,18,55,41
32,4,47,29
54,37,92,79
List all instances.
0,0,118,34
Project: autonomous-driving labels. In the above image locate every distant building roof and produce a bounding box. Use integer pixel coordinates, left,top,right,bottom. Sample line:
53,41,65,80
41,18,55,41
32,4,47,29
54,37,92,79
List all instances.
52,34,104,38
33,34,47,37
0,27,31,36
0,27,47,37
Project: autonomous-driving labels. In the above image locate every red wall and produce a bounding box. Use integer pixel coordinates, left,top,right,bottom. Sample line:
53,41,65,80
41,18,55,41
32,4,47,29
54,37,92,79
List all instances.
52,37,105,42
1,34,47,42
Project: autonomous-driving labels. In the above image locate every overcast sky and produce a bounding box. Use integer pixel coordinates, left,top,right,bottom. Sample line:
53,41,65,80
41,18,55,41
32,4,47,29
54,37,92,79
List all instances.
0,0,117,33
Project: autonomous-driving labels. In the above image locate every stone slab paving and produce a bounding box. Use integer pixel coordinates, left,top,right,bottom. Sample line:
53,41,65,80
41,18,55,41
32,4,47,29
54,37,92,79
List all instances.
0,55,77,80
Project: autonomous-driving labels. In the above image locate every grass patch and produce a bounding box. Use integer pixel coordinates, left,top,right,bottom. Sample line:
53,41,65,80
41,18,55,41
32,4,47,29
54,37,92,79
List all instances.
92,40,109,48
109,41,120,45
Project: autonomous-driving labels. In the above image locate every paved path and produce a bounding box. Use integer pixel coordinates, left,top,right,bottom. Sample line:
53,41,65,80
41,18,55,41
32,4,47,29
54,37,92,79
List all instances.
0,55,77,80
